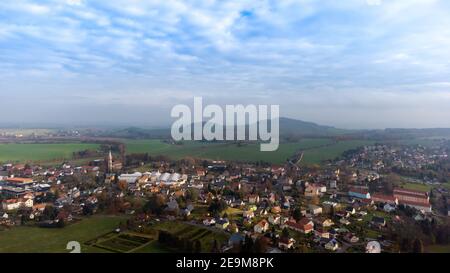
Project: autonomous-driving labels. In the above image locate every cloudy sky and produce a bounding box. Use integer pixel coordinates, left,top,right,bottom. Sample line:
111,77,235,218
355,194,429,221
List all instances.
1,0,450,129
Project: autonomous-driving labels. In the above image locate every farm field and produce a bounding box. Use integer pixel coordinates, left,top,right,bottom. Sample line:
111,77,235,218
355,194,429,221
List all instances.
0,143,100,163
302,140,375,164
124,138,373,165
0,215,127,253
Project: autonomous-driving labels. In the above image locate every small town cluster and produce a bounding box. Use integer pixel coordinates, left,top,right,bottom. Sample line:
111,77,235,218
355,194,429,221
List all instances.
1,143,449,253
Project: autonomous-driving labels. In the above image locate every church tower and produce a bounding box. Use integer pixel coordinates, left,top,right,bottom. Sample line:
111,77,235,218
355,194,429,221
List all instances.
107,150,113,173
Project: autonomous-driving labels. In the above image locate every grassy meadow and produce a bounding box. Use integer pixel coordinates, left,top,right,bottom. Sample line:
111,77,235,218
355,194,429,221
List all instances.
0,215,128,253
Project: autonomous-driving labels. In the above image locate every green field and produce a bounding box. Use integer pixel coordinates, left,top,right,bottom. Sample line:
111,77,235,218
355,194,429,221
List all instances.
0,215,127,253
302,140,374,164
125,138,373,164
0,137,374,165
0,143,100,163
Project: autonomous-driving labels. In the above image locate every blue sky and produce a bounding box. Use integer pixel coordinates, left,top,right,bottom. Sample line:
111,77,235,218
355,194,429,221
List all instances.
1,0,450,128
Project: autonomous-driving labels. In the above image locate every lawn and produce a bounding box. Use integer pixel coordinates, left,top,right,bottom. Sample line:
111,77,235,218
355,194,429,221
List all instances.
0,215,128,253
0,143,101,163
124,139,372,165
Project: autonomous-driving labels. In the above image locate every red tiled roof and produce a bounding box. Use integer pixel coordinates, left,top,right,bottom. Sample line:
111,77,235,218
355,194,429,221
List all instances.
372,193,397,202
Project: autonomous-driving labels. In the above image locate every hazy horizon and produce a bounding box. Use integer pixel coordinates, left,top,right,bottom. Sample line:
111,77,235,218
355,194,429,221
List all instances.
1,0,450,129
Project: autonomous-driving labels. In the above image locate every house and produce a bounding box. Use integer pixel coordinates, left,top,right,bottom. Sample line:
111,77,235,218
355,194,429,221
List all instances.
284,218,314,234
271,206,282,214
314,228,330,239
278,237,295,250
196,168,206,177
21,198,33,208
1,198,33,211
308,205,323,215
325,239,339,251
348,187,371,199
304,185,320,197
254,219,269,233
314,218,334,228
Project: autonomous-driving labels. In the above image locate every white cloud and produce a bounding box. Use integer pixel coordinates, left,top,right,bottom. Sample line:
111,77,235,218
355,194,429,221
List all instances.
67,0,83,6
1,0,450,127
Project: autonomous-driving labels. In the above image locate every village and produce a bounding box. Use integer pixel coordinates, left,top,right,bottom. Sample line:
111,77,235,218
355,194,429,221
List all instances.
0,142,449,253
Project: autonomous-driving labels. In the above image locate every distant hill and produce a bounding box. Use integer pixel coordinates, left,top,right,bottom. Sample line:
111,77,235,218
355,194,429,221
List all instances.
278,117,352,138
98,117,353,139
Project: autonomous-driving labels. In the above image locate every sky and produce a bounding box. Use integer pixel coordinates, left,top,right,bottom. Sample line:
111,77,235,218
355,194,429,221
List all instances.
1,0,450,129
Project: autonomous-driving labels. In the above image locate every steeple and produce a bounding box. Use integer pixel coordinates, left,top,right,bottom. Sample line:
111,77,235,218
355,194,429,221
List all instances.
107,149,113,173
